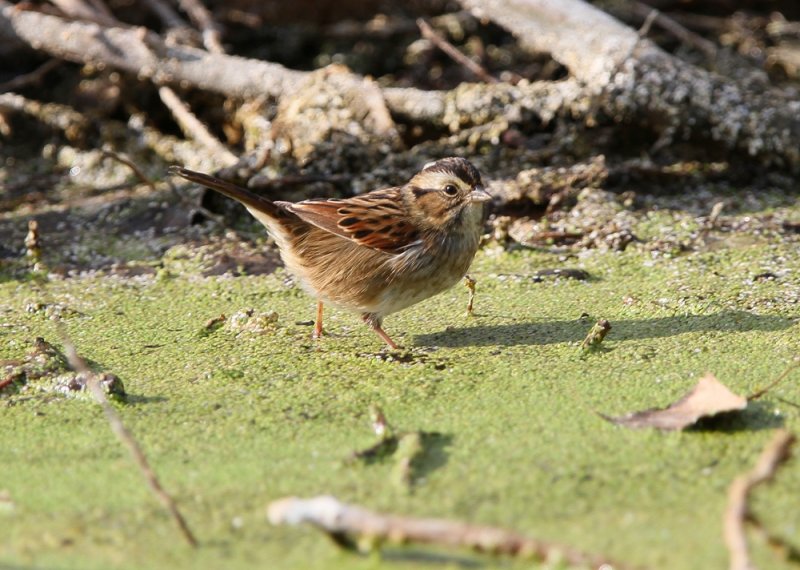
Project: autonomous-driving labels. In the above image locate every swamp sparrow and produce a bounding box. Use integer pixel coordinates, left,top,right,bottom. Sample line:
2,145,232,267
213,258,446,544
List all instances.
169,158,491,348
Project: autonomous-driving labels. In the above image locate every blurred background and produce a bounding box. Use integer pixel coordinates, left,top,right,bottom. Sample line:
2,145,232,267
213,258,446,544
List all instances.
1,0,800,275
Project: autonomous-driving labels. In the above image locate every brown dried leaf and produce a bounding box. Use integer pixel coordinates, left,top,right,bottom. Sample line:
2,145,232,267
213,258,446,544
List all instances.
603,373,747,430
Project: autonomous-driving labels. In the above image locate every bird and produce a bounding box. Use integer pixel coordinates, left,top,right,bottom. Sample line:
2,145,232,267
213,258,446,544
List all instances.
169,157,491,349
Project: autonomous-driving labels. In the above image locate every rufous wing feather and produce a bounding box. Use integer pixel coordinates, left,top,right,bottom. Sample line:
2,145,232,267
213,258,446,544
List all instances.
278,190,420,254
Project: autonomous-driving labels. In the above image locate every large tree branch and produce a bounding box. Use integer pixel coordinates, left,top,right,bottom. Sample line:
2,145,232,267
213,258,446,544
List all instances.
458,0,800,169
0,2,585,131
5,0,800,169
0,1,305,98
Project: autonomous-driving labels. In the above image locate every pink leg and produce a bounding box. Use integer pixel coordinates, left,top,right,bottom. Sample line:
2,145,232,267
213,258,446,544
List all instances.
312,301,324,339
363,313,399,349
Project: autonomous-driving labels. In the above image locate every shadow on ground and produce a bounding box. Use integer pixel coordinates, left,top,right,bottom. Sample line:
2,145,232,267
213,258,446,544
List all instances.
416,311,797,347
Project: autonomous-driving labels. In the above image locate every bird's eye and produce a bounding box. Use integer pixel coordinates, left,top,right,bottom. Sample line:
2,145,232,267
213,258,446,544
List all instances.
443,184,458,196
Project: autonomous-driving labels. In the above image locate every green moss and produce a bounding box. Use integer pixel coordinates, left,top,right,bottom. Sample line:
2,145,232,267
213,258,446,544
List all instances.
1,240,799,570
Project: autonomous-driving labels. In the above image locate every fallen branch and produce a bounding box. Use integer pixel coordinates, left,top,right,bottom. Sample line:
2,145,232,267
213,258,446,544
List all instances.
747,358,800,401
6,0,800,168
417,18,497,84
0,1,582,131
628,1,717,60
177,0,224,54
0,92,90,142
0,58,61,92
157,86,237,165
28,253,197,545
57,330,198,547
267,495,634,568
458,0,800,169
724,430,796,570
0,2,302,100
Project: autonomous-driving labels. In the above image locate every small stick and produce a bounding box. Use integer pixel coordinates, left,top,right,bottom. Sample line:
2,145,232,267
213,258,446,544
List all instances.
29,240,198,546
25,220,41,267
581,319,611,350
55,325,198,547
177,0,225,54
464,275,477,316
369,404,392,439
157,86,237,166
747,359,800,401
724,430,795,570
101,148,225,225
637,8,659,37
268,496,633,569
417,18,498,84
49,0,117,26
101,149,158,192
140,0,187,30
391,432,422,490
0,59,61,92
631,1,717,60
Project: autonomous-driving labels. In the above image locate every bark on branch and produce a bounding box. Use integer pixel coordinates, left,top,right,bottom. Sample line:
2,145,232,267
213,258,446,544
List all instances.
268,495,634,568
458,0,800,169
0,1,305,99
4,0,800,169
0,2,585,131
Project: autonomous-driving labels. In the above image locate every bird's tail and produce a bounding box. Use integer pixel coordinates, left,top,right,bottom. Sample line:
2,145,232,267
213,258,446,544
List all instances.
168,166,279,216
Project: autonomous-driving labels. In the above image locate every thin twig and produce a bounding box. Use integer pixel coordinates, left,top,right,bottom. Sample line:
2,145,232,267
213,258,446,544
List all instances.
101,149,158,192
0,92,90,138
49,0,116,26
56,331,199,547
747,359,800,401
630,1,717,60
101,147,225,225
724,430,796,570
157,86,237,166
141,0,187,30
417,18,497,84
177,0,225,54
637,8,659,37
745,513,800,564
268,495,635,569
0,59,62,92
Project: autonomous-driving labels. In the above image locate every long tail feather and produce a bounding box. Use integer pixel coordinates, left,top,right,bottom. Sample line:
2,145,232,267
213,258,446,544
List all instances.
168,166,279,216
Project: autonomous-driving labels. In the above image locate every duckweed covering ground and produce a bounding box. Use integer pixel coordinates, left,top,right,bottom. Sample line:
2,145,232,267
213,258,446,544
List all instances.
2,232,799,569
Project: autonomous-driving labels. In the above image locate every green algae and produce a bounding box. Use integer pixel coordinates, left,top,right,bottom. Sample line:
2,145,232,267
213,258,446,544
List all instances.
1,240,799,570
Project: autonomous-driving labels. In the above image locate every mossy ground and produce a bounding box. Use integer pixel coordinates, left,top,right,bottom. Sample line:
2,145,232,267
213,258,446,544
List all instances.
2,233,799,570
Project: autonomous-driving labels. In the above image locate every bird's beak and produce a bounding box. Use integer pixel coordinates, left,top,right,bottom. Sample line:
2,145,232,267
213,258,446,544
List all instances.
469,186,492,203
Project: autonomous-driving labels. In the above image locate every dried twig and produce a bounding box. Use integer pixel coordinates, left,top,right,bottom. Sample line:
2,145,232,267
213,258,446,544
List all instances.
581,319,611,350
747,359,800,401
724,430,796,570
417,18,497,84
49,0,116,26
141,0,186,30
24,225,197,544
0,58,61,92
629,1,718,60
100,148,225,225
25,220,41,267
177,0,225,54
267,496,633,568
0,92,90,141
157,86,237,165
51,322,198,547
101,149,158,192
0,2,579,128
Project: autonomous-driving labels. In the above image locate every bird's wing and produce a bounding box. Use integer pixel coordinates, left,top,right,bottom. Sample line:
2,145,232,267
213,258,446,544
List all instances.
278,188,420,254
